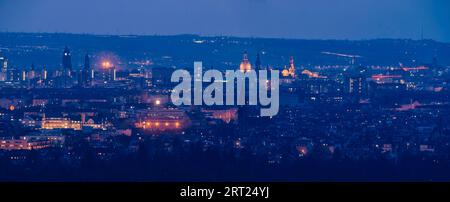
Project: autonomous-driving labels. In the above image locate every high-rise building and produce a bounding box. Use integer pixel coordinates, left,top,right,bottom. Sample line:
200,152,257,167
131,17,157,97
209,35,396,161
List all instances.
346,68,368,98
82,54,92,87
61,47,73,88
28,63,36,80
21,70,26,81
42,66,48,80
348,76,364,95
62,46,72,76
100,60,116,82
0,54,7,81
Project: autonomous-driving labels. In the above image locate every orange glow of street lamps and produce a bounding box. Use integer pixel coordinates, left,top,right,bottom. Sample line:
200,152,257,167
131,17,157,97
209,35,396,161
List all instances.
101,61,112,69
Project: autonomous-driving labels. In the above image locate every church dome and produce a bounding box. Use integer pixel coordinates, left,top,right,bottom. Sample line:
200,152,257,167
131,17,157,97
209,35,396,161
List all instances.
239,51,252,72
240,62,252,72
282,69,290,77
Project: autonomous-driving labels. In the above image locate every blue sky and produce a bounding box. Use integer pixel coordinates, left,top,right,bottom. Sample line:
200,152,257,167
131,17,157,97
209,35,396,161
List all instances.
1,0,449,42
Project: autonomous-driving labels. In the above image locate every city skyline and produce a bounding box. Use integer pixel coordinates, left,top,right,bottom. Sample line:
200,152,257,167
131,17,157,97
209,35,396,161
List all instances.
3,1,450,194
0,0,450,42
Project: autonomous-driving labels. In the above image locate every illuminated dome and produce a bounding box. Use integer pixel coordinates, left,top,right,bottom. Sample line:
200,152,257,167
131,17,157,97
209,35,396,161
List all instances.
240,62,252,72
282,69,290,77
239,52,252,72
281,57,296,78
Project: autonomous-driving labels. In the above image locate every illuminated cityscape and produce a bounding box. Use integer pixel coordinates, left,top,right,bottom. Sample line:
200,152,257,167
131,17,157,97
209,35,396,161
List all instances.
1,0,450,186
0,32,449,181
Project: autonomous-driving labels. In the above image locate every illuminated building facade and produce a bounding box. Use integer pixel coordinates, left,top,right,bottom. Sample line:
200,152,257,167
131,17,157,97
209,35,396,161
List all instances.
347,75,366,96
281,56,296,78
41,115,106,131
0,136,63,150
100,60,116,82
202,108,238,123
0,55,7,81
239,51,252,72
135,108,190,132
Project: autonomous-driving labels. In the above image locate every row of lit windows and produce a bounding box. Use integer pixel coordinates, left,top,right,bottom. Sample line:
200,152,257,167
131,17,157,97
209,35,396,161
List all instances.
139,121,181,128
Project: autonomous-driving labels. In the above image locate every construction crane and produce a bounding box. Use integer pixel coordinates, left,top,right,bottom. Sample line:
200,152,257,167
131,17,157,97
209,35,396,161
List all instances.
321,51,362,66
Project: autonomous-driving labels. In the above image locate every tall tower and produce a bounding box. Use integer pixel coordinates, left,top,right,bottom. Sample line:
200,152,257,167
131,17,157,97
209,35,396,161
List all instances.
29,63,36,80
255,53,261,72
82,53,92,86
84,54,90,71
28,63,36,88
62,46,72,75
239,51,252,72
42,66,48,80
288,56,296,78
113,66,116,81
0,54,7,81
237,51,259,130
62,46,72,87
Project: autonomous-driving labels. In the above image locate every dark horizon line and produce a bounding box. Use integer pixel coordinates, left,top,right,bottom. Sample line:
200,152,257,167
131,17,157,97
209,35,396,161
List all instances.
1,31,448,44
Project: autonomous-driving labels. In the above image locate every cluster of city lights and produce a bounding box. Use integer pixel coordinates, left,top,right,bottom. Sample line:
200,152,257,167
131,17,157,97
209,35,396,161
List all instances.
101,60,113,69
139,121,181,129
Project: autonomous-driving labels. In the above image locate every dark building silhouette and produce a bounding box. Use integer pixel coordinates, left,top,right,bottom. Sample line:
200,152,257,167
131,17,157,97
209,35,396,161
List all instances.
62,46,72,75
255,53,261,72
151,66,174,89
62,46,72,87
82,53,92,87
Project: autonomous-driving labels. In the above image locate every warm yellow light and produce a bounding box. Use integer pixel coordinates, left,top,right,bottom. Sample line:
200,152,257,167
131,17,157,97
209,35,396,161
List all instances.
282,69,290,77
155,99,161,105
175,122,180,128
102,61,112,69
155,122,160,127
165,122,169,126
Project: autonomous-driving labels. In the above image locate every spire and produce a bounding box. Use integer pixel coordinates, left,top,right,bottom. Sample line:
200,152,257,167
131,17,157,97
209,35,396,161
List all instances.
255,53,261,72
243,51,249,62
289,56,295,78
84,53,90,71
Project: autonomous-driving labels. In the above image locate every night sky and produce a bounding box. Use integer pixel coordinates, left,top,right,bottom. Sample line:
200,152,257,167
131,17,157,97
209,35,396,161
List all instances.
1,0,449,42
